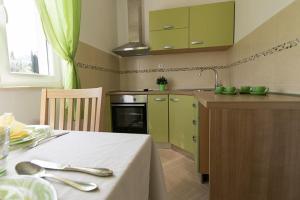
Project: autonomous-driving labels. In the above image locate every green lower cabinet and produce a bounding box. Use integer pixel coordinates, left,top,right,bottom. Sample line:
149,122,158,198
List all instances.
192,100,199,169
147,95,169,143
169,95,197,154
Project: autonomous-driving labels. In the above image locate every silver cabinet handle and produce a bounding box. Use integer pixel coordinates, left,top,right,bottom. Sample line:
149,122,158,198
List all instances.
155,98,166,101
191,41,204,45
163,45,174,49
163,25,174,30
170,98,179,102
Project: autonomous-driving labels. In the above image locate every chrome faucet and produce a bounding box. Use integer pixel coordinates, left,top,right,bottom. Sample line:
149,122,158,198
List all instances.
199,68,221,89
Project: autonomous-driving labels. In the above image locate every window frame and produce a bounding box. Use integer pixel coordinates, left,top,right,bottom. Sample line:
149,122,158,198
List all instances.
0,0,63,88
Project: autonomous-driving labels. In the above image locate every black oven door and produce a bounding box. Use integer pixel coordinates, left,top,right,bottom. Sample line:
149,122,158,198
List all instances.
111,103,147,134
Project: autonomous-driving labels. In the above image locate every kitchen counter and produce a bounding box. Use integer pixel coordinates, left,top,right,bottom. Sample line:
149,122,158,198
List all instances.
193,91,300,108
108,90,300,109
202,93,300,200
108,89,196,96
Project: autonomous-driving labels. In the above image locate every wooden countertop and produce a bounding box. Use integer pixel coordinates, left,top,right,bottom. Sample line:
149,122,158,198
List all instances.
193,91,300,109
108,90,300,109
108,90,196,96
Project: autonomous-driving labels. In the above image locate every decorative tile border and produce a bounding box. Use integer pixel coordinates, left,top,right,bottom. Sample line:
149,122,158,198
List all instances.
228,38,300,68
77,61,227,74
119,65,227,74
77,38,300,74
77,62,119,74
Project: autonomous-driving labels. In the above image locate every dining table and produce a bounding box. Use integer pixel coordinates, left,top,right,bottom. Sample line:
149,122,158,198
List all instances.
5,131,168,200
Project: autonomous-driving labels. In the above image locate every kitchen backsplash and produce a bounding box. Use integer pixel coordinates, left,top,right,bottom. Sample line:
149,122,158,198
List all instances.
119,51,230,90
75,42,120,91
229,0,300,94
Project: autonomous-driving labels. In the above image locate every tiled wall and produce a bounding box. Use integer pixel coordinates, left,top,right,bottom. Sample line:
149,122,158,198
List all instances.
75,42,120,92
234,0,295,42
119,51,230,90
76,42,231,91
75,42,121,130
228,0,300,94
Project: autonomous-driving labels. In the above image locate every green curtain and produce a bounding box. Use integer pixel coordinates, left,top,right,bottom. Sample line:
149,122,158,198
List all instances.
35,0,81,89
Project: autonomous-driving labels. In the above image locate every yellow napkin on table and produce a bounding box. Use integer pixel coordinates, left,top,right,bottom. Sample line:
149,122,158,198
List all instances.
0,113,29,140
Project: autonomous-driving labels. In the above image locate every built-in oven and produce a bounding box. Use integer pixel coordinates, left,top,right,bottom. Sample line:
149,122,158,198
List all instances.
111,95,147,134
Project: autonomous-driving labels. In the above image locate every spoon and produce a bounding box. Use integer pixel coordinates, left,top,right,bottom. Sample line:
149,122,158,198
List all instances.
15,162,98,192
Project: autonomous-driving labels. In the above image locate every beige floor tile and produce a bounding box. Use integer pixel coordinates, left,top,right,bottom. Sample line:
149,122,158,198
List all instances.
159,149,209,200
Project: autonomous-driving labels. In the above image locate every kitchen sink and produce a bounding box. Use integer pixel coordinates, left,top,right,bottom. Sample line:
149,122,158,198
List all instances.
195,89,214,92
179,88,214,92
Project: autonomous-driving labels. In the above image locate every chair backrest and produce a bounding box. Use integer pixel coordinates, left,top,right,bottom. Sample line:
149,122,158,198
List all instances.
40,87,103,131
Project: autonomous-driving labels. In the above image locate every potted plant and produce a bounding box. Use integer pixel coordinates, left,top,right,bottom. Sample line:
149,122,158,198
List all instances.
156,76,168,91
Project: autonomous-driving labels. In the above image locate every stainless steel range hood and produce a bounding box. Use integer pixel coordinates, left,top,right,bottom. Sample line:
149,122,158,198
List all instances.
112,0,149,57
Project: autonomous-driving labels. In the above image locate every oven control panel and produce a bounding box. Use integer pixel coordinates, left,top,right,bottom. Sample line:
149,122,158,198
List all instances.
110,95,147,104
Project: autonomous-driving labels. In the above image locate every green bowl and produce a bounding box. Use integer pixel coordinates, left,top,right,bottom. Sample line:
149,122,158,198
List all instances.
240,86,251,94
250,86,269,93
215,86,224,94
223,86,236,93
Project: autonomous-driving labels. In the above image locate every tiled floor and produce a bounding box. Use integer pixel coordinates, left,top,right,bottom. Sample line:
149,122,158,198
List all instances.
159,149,209,200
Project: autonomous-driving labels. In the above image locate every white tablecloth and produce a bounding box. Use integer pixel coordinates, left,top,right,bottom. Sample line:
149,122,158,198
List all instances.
6,132,168,200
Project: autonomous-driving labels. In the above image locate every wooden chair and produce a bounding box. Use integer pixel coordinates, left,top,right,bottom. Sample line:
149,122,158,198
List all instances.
40,87,103,131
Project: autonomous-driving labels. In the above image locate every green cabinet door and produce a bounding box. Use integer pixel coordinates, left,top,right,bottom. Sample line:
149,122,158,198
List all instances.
192,100,199,169
189,1,235,48
169,95,197,154
149,7,189,31
150,29,189,51
148,95,169,143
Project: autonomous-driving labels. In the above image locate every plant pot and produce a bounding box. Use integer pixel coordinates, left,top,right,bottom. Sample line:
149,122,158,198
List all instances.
159,84,166,91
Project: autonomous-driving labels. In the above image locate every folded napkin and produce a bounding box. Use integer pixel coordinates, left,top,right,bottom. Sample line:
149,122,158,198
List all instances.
0,113,29,141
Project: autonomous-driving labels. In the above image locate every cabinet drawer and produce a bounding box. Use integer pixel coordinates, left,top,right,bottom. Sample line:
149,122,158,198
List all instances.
149,7,189,31
150,29,189,51
189,1,235,48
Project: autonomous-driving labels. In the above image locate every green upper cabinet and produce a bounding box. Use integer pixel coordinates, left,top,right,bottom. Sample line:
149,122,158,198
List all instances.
149,1,235,52
169,95,197,154
149,29,189,51
148,95,169,143
189,1,235,48
149,7,189,31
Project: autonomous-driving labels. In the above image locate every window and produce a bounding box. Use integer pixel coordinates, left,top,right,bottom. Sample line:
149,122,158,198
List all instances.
4,0,50,75
0,0,62,87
